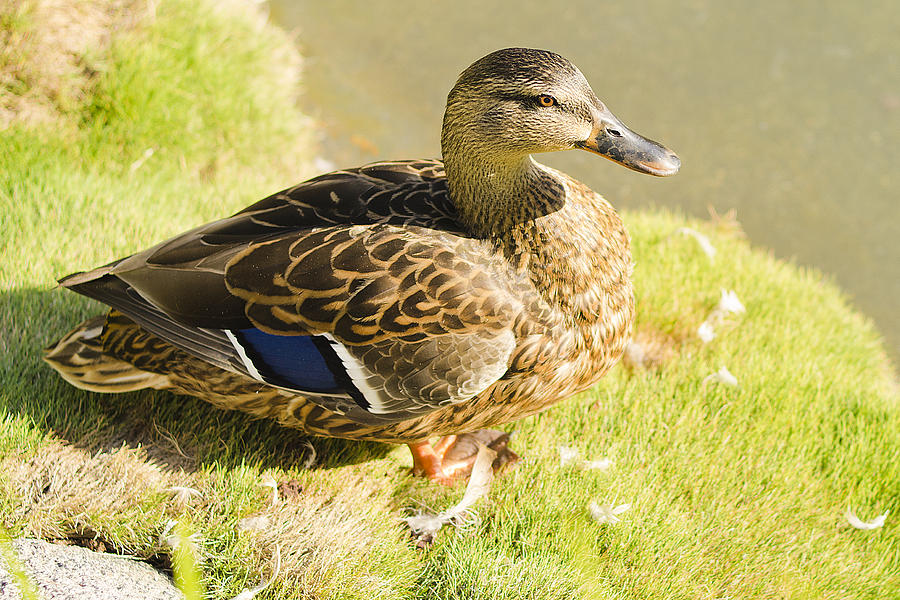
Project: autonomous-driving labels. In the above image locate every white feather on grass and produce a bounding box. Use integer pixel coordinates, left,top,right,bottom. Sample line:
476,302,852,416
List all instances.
159,519,178,545
301,440,317,469
159,519,202,553
558,445,613,471
717,289,746,315
845,508,888,530
676,227,717,260
623,340,645,367
404,444,497,540
583,458,614,471
167,486,202,504
229,544,282,600
698,289,745,343
697,321,716,343
589,502,631,525
129,147,155,172
558,445,580,467
238,515,271,533
703,366,739,387
259,472,278,506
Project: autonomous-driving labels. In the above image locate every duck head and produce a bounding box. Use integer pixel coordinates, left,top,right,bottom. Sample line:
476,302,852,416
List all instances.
441,47,680,177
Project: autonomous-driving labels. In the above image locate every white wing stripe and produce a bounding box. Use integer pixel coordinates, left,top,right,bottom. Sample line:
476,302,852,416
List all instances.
322,334,390,414
224,330,265,382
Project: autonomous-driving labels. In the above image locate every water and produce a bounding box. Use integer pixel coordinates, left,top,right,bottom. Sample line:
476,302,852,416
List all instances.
269,0,899,362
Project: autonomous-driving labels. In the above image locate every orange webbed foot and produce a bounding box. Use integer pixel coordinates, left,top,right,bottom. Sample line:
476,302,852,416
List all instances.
408,429,520,484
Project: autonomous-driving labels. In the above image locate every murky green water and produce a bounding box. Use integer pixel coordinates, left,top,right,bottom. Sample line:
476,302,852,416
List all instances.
269,0,899,361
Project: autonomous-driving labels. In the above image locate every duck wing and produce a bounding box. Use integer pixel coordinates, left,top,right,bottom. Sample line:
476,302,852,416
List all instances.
60,161,522,424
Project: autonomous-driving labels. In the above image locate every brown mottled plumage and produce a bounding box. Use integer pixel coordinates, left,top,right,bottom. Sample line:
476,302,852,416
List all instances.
44,48,679,479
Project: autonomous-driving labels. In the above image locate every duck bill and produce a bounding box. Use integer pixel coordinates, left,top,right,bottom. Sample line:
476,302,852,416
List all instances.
576,112,680,177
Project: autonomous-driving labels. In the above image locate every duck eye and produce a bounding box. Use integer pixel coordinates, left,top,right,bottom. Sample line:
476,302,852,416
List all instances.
537,94,557,108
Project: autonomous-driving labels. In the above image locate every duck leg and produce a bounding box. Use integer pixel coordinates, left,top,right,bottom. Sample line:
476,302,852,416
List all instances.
408,429,520,483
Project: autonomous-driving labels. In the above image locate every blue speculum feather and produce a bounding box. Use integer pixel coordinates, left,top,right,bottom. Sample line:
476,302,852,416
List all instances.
232,328,343,392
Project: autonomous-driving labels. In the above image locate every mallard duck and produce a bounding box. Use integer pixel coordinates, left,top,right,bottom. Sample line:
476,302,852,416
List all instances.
44,48,679,481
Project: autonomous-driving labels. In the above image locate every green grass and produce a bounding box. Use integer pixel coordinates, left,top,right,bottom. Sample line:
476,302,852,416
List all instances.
1,1,898,599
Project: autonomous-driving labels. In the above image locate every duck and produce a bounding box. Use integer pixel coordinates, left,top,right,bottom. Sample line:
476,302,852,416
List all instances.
44,48,679,482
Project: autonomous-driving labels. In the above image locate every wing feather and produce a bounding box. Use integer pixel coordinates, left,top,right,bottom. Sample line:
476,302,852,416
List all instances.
60,160,522,423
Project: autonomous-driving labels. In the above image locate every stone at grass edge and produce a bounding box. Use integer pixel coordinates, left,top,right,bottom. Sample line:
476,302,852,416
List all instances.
0,539,181,600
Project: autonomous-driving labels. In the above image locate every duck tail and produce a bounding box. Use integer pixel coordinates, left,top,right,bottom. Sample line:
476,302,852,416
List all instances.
43,314,170,393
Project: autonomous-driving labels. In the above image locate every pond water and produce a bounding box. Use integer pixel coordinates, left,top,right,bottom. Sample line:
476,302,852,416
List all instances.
269,0,899,362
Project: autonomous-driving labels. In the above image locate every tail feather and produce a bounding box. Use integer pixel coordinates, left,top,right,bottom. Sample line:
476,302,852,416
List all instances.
43,315,170,393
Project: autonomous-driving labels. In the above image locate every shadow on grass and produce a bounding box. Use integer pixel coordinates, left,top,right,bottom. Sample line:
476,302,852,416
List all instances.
0,286,393,473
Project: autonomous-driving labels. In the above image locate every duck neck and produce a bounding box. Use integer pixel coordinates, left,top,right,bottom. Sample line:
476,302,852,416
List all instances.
442,150,565,239
442,142,572,300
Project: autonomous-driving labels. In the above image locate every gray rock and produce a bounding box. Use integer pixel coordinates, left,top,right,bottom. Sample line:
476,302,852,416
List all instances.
0,539,181,600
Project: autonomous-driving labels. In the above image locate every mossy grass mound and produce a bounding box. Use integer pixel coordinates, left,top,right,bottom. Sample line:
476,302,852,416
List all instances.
1,1,896,598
